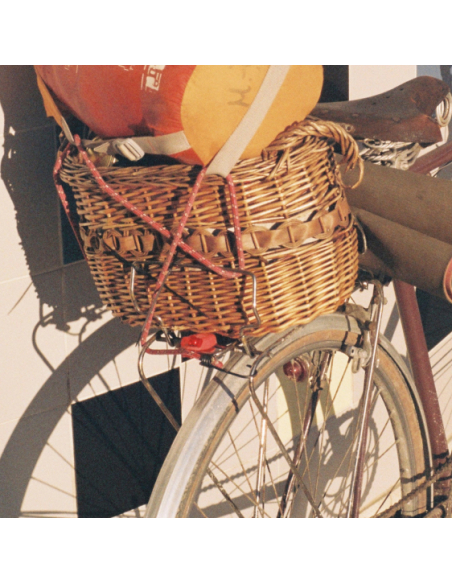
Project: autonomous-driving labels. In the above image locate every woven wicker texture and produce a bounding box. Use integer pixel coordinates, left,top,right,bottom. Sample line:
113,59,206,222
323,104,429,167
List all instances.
59,118,360,337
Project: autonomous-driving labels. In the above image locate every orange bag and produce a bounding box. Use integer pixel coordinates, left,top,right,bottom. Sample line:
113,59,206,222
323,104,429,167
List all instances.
36,65,323,167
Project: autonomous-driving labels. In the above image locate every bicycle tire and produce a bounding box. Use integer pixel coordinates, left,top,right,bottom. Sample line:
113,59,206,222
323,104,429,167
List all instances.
146,313,432,518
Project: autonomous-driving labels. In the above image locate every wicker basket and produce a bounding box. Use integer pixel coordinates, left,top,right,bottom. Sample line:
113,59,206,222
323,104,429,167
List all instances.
58,118,361,338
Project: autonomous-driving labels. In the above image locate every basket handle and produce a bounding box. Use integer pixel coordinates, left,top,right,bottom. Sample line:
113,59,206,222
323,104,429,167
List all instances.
264,117,364,188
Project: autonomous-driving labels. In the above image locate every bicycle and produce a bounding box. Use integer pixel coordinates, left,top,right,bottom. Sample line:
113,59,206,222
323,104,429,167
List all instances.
145,76,452,518
54,72,452,518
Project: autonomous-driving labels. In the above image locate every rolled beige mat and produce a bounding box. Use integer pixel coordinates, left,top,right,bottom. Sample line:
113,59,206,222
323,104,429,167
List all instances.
340,157,452,246
353,207,452,302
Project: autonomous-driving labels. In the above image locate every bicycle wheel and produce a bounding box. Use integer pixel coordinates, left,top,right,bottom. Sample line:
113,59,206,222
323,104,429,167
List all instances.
146,313,432,518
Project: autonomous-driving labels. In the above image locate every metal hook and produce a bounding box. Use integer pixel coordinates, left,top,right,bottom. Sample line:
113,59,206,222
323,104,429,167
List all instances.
153,314,176,347
129,263,144,314
138,334,180,432
233,269,262,357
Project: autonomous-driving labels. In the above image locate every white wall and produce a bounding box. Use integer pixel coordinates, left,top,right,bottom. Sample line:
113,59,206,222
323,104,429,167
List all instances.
349,65,417,100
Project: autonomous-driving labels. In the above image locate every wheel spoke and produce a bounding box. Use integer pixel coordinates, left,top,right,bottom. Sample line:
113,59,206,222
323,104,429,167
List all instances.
209,460,272,518
148,317,431,518
206,468,245,518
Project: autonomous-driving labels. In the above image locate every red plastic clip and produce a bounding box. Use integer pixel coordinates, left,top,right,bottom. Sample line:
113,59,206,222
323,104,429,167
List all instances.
180,333,218,354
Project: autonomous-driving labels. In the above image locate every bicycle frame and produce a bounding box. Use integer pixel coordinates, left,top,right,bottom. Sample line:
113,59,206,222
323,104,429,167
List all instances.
391,142,452,507
395,281,450,503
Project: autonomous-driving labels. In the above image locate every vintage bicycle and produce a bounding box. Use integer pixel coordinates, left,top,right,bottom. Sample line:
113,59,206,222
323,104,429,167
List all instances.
54,72,452,518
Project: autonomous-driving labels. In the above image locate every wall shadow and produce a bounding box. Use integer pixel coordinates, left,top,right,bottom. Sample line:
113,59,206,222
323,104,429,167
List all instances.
0,65,102,329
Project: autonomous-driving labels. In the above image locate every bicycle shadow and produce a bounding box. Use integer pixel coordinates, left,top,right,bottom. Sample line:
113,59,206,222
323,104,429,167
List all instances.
0,66,139,516
0,319,137,517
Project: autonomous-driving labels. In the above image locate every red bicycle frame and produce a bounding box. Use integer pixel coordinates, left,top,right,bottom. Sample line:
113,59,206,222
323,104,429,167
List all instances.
394,142,452,503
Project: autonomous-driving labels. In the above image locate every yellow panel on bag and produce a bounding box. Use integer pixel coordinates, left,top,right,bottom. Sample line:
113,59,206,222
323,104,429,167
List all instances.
182,65,324,164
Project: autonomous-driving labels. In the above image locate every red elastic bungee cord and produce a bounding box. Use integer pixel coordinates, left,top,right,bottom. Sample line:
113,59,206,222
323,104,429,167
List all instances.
55,136,247,360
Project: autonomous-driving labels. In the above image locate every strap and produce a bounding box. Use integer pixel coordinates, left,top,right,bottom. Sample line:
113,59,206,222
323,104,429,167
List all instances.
186,200,352,254
206,65,290,177
82,198,352,257
83,131,191,162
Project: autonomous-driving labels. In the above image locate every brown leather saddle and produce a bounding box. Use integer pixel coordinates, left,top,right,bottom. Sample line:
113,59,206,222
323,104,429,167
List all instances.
312,75,450,144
